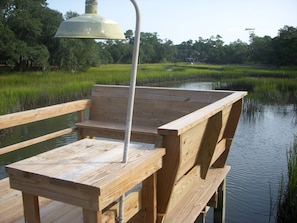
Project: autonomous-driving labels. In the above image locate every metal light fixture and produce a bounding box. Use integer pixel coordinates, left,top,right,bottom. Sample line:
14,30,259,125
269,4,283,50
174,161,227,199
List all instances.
55,0,125,39
55,1,141,222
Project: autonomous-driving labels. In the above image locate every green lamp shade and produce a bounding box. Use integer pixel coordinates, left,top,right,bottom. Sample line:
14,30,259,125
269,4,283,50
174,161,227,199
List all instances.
55,13,125,40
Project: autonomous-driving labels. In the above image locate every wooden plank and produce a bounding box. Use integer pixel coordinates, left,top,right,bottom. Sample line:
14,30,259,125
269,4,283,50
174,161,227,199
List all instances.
76,120,156,134
77,126,158,144
158,91,247,136
166,165,201,213
217,104,233,141
90,85,235,129
0,99,91,129
91,85,233,104
129,173,157,223
175,111,223,181
196,111,223,179
157,135,181,219
163,166,230,223
76,120,158,143
132,99,205,128
213,99,244,168
223,99,244,139
212,139,233,168
89,96,128,123
175,119,208,180
142,173,157,223
0,128,75,155
89,96,206,127
210,138,231,167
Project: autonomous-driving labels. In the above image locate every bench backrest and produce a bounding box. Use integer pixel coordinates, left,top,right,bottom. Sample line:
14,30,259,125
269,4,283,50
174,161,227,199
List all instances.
90,85,231,128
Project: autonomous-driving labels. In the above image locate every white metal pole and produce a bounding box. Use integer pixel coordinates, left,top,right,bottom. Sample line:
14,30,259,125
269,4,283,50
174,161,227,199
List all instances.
119,0,141,222
122,0,141,163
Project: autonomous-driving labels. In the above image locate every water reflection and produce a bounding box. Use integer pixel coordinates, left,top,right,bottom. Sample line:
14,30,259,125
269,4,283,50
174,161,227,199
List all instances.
242,98,265,123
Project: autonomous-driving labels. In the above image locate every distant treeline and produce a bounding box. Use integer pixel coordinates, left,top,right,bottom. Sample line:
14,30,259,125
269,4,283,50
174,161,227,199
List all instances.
1,0,297,72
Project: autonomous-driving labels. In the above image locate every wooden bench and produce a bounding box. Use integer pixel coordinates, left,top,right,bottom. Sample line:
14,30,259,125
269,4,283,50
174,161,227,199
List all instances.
76,85,247,223
1,85,247,223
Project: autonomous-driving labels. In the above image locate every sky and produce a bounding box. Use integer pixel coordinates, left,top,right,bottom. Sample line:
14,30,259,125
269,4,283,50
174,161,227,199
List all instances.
47,0,297,44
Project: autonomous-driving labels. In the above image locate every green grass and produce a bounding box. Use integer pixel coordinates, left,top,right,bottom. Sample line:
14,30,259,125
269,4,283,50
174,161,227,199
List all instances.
277,139,297,223
1,63,297,114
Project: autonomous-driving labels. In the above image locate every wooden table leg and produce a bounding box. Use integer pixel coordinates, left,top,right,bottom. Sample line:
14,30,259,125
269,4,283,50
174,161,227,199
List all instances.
22,192,40,223
83,208,102,223
125,173,158,223
142,173,157,223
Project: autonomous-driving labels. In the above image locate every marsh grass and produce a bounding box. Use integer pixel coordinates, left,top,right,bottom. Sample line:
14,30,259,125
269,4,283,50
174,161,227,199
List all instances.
1,63,297,114
214,77,297,104
277,139,297,223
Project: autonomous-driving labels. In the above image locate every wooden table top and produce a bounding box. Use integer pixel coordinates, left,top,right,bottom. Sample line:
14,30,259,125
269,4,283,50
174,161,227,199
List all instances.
6,138,165,210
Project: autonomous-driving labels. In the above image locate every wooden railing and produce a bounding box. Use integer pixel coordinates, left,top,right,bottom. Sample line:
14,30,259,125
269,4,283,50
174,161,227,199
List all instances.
0,99,92,155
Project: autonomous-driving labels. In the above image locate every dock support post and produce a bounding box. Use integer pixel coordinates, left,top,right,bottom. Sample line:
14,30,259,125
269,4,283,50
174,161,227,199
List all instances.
195,207,207,223
214,179,226,223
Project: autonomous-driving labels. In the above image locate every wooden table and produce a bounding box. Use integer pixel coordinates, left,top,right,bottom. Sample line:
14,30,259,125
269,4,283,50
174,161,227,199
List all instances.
6,138,165,223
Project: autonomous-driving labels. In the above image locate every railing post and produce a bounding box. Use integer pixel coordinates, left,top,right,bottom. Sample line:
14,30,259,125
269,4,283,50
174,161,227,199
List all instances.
77,109,87,140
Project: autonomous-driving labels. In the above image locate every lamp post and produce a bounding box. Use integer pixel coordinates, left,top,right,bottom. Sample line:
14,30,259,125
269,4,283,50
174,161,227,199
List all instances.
55,1,141,222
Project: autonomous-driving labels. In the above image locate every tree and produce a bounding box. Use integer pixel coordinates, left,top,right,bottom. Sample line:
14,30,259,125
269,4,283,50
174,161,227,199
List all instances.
55,38,100,71
2,0,52,70
39,6,64,66
103,40,132,64
202,35,225,64
176,40,195,62
159,39,176,63
0,18,18,67
272,26,297,66
250,35,273,64
1,1,296,70
224,40,249,64
139,32,163,63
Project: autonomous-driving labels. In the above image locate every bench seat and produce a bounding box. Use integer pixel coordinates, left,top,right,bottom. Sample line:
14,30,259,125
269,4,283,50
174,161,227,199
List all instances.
76,120,159,144
162,166,230,223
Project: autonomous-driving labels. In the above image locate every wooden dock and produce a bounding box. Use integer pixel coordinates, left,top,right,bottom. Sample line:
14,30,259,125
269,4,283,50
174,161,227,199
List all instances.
0,85,247,223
